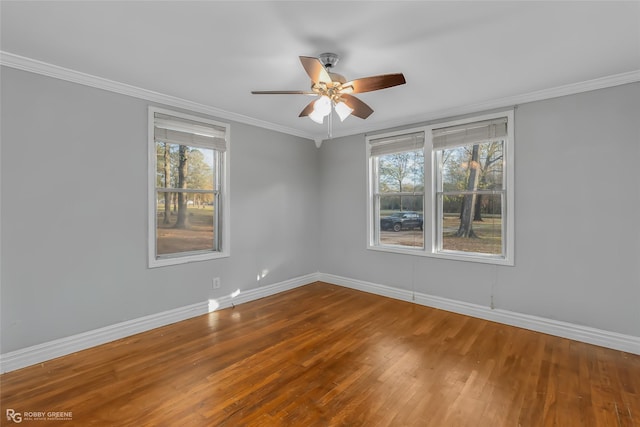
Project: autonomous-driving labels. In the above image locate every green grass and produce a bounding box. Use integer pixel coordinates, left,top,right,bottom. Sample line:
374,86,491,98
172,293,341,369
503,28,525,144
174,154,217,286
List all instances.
156,205,215,255
378,211,502,255
441,216,502,254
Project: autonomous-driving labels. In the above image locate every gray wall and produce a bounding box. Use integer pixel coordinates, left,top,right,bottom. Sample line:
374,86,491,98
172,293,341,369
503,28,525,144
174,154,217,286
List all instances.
318,83,640,337
0,67,320,353
2,66,638,355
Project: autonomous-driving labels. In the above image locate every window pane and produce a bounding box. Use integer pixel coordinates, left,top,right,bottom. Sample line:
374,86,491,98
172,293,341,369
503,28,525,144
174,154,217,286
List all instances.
439,193,503,255
378,195,424,248
379,194,424,213
441,141,504,191
156,142,215,191
377,150,424,193
156,192,215,256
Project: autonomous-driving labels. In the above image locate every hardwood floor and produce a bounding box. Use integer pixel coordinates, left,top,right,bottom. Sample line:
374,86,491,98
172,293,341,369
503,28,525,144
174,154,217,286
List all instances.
1,282,638,426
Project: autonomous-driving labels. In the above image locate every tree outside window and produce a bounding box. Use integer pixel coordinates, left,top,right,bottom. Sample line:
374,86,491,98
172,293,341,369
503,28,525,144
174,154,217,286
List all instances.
367,111,513,265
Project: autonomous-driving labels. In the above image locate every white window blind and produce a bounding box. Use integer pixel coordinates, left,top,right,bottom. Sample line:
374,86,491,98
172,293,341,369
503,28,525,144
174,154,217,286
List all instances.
154,113,227,152
432,117,507,150
369,131,425,156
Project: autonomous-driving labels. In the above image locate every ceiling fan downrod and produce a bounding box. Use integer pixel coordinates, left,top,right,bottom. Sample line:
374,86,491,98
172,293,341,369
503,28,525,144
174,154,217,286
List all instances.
318,52,339,69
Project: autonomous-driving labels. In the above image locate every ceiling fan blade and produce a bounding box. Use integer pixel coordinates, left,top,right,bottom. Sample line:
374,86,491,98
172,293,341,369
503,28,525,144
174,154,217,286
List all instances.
251,90,316,95
298,100,316,117
299,56,332,84
342,73,406,94
340,94,374,119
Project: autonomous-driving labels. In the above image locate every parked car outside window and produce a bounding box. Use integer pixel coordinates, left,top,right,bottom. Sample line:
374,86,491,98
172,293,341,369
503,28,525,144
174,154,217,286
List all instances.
380,211,423,232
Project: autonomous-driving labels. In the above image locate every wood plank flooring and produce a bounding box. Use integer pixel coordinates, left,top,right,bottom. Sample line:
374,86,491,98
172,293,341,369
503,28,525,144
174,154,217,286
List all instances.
1,282,638,426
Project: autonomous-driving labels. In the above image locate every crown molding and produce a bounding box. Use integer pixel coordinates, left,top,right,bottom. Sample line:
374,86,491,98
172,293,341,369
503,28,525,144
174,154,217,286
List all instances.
325,69,640,141
2,50,638,144
0,51,316,142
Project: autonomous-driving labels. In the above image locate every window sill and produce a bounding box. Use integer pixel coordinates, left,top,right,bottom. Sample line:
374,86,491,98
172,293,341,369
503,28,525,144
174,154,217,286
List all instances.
149,251,229,268
367,245,513,266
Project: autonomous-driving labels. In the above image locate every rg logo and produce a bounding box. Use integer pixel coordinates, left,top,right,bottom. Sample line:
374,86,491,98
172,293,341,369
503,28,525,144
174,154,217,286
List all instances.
6,409,22,423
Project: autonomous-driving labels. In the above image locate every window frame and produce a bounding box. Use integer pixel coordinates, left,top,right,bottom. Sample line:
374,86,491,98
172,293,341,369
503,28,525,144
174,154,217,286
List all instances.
367,130,427,252
148,106,230,268
367,110,514,265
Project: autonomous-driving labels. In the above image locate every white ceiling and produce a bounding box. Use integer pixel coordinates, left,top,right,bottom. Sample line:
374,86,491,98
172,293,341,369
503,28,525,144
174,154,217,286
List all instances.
1,1,639,142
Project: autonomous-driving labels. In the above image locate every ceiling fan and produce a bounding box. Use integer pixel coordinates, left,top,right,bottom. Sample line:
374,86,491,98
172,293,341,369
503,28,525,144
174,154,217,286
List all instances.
251,53,406,124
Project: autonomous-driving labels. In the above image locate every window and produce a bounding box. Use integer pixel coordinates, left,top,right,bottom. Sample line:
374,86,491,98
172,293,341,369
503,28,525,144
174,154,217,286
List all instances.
148,107,230,267
368,132,425,249
367,110,514,265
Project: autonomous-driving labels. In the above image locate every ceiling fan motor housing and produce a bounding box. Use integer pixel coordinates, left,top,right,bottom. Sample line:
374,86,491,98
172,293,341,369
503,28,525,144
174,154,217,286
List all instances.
318,53,346,85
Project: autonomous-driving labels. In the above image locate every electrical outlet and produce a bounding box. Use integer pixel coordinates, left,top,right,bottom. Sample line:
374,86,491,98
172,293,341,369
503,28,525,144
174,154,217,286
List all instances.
212,277,221,289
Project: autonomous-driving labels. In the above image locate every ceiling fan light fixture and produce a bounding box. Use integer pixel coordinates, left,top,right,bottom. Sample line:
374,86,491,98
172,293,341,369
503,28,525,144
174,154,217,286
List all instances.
308,109,326,124
334,101,354,122
313,95,332,116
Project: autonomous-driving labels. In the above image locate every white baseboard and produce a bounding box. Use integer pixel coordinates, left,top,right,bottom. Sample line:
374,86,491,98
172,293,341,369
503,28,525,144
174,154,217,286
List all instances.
318,273,640,355
209,272,321,311
0,300,209,374
3,271,636,373
0,273,319,373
